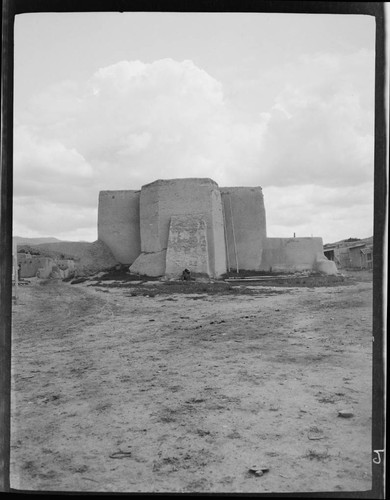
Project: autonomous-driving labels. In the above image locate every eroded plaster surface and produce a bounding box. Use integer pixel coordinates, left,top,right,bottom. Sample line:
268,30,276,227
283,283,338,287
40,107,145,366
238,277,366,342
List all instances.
98,190,141,264
165,215,210,278
221,187,267,272
18,254,54,278
261,237,324,272
130,178,226,277
129,249,167,277
98,178,336,277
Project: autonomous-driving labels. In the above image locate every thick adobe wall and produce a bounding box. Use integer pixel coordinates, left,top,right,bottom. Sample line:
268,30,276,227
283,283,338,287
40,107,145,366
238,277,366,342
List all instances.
137,182,161,253
130,178,227,277
210,188,228,277
98,190,141,264
220,187,267,271
260,237,324,272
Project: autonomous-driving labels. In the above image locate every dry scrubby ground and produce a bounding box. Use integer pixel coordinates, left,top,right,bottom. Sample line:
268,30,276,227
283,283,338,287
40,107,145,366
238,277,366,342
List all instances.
10,270,373,493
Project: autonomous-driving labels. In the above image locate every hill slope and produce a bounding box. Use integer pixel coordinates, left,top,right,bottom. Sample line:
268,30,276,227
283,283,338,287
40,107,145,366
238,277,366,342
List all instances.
13,236,61,247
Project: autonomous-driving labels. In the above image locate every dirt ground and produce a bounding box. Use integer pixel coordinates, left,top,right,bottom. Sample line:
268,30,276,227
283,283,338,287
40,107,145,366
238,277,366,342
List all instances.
10,270,373,493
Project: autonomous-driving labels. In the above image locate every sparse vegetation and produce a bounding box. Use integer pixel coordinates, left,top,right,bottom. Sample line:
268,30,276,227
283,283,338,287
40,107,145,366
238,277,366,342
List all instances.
11,270,372,493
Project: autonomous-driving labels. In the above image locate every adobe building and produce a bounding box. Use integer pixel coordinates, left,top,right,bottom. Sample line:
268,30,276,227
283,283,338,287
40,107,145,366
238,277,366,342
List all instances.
323,237,373,269
17,252,76,279
98,177,337,278
17,253,54,278
98,190,141,264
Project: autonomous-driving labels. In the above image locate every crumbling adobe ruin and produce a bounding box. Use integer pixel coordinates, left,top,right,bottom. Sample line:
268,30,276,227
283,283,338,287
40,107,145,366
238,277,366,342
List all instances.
98,178,337,278
17,240,118,279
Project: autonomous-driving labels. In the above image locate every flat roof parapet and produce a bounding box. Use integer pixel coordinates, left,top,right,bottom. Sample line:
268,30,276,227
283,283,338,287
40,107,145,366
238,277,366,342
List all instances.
142,178,219,189
220,186,263,192
99,189,141,195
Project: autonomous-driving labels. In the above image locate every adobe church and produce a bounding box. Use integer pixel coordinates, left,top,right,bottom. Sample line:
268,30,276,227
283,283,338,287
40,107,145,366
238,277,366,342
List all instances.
97,178,337,278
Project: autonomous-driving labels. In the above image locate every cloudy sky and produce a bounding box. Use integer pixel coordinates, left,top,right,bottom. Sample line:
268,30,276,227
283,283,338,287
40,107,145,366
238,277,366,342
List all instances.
13,11,375,244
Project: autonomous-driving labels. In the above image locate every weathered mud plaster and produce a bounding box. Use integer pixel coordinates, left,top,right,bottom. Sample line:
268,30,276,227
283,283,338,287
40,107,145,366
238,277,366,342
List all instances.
98,190,141,264
221,187,267,271
36,258,55,279
99,178,336,277
18,254,54,278
210,188,228,277
129,249,167,277
315,253,338,275
165,215,210,278
261,237,326,272
130,178,226,278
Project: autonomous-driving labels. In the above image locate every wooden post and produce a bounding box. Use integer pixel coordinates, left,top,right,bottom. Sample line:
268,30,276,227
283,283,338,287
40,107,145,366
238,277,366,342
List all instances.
0,0,14,491
13,252,18,304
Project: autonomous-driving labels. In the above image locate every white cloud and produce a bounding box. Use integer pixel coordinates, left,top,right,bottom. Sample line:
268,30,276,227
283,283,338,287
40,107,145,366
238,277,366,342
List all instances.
265,183,374,242
13,53,374,241
14,126,93,179
13,196,98,241
251,50,375,188
13,126,96,211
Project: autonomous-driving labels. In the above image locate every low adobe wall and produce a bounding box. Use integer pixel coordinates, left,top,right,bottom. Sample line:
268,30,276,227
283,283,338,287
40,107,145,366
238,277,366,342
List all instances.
98,190,141,264
220,187,267,271
18,254,76,279
260,237,324,272
130,178,227,277
18,253,54,278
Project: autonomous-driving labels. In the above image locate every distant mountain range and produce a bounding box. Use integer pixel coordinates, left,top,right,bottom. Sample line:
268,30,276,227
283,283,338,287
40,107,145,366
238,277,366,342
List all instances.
13,236,93,247
13,236,62,248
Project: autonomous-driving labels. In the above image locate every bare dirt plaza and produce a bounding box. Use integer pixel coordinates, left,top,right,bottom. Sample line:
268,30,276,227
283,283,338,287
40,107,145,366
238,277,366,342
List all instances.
10,269,372,493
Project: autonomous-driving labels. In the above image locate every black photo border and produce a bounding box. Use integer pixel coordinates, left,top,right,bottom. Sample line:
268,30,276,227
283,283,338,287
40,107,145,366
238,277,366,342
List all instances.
1,1,386,497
